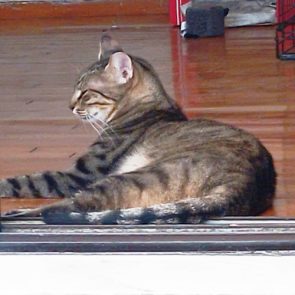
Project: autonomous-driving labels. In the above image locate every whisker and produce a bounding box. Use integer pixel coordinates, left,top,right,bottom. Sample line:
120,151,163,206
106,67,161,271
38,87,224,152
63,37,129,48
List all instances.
86,116,103,137
88,116,106,133
90,118,116,146
96,117,118,138
82,119,90,134
88,114,118,139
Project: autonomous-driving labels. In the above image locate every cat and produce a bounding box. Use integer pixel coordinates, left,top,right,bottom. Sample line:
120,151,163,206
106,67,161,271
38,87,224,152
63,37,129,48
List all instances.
0,34,276,225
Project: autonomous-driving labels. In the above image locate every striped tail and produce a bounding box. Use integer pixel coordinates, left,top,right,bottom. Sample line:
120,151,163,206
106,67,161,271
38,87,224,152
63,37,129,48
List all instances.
42,197,228,225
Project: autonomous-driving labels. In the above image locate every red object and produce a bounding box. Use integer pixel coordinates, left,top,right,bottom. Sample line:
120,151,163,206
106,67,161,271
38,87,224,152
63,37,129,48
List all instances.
276,0,295,59
169,0,190,26
277,0,295,22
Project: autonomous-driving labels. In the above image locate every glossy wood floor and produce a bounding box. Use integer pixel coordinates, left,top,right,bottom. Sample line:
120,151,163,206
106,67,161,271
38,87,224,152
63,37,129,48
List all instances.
0,20,294,217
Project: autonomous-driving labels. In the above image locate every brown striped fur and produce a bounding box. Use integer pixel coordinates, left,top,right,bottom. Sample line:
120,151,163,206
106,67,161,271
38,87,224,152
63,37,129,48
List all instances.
0,34,276,224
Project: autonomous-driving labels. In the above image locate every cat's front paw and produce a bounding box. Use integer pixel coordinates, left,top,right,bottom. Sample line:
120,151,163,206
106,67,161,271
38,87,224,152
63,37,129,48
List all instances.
2,208,41,218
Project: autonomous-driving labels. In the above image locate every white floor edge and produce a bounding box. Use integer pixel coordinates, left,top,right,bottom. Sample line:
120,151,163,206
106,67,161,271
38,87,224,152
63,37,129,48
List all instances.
0,253,294,295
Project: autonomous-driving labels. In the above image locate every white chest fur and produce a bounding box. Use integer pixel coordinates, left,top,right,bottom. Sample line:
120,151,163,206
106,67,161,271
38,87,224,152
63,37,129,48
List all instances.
115,149,150,174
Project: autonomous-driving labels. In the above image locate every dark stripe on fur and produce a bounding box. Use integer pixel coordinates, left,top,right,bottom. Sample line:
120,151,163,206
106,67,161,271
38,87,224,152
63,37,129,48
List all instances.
97,165,110,175
179,164,190,197
75,158,92,175
150,168,170,189
99,210,122,224
67,173,90,188
11,189,20,197
7,178,21,191
43,172,65,197
94,154,107,161
128,176,146,193
26,176,42,197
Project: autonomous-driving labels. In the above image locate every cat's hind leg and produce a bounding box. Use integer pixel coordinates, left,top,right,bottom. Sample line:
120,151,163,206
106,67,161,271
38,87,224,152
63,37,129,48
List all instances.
40,182,251,225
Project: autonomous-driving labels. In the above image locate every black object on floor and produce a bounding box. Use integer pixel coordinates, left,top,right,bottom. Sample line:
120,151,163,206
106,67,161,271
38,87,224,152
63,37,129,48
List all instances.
182,6,229,38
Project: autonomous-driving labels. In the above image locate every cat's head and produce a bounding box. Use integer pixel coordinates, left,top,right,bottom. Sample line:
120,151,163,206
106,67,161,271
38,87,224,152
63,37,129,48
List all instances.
69,34,135,124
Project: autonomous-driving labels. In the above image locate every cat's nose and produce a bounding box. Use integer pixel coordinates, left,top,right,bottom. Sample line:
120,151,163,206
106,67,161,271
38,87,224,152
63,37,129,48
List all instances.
70,90,82,110
72,107,77,115
73,107,86,116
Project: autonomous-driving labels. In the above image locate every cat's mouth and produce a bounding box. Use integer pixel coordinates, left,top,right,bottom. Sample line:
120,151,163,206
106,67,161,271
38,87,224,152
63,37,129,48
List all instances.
73,108,88,120
73,107,110,130
75,113,94,122
78,111,110,136
74,109,103,124
80,115,87,120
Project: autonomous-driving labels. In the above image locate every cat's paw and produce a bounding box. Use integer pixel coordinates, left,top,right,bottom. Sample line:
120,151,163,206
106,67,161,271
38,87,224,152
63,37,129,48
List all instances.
2,208,41,218
41,199,86,224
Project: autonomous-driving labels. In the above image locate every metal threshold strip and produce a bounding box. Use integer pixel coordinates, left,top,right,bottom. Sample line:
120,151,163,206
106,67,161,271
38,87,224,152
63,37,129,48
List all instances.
1,217,295,253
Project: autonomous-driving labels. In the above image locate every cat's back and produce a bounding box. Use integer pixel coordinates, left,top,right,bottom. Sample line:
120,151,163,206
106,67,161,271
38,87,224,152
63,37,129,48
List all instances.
141,117,272,169
145,117,258,149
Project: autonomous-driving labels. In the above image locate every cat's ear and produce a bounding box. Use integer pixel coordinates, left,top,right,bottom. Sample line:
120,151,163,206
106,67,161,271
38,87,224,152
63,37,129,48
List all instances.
98,34,123,61
105,52,133,84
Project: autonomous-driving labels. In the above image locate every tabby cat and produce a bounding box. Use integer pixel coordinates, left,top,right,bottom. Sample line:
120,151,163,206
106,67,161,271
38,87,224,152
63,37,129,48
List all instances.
0,34,276,224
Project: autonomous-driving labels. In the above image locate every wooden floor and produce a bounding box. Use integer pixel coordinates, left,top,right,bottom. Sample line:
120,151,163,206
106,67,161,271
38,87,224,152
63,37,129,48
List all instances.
0,19,294,217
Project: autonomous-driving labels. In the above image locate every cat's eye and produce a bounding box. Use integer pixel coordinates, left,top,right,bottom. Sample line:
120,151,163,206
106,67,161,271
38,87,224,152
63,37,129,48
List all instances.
87,89,116,102
78,89,116,108
87,102,109,106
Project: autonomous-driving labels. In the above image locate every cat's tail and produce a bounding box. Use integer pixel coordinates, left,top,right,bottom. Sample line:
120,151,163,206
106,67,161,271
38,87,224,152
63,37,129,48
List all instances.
42,196,230,225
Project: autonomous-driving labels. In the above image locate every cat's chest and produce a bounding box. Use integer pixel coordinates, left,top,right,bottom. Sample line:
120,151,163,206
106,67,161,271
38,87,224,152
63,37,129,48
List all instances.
115,149,151,174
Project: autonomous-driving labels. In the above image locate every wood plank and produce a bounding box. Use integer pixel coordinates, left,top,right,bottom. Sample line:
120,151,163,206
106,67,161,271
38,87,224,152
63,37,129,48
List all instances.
0,0,169,20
